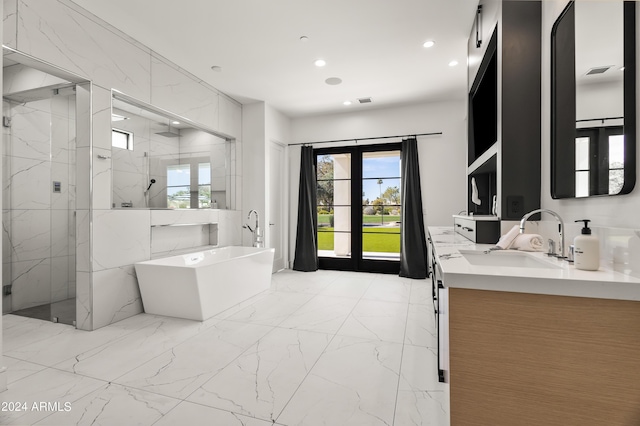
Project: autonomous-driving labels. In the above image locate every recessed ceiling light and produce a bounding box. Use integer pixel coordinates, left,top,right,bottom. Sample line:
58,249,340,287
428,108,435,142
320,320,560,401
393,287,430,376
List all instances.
448,60,459,67
325,77,342,85
423,40,435,48
211,65,223,72
314,59,327,67
343,101,352,106
171,121,180,125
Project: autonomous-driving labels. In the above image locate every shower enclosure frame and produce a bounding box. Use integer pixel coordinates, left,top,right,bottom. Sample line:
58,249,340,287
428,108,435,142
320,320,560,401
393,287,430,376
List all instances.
2,46,92,328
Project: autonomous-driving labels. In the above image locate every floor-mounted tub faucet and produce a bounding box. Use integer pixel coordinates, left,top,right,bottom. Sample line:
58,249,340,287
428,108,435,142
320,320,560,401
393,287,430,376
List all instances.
244,209,264,248
519,208,565,259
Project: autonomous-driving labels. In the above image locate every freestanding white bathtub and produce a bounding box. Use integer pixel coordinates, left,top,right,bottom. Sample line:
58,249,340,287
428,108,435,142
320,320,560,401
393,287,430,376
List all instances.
134,246,275,321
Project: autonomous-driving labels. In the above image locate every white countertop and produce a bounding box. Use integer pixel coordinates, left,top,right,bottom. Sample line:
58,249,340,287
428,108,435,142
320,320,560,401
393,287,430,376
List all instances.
429,226,640,302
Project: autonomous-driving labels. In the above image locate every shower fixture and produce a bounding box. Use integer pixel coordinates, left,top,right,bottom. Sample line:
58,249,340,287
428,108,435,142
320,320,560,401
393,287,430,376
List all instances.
145,178,156,192
155,123,180,138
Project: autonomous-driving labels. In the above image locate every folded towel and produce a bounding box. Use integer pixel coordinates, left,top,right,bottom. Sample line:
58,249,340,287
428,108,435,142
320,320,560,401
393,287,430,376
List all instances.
495,225,520,250
471,177,481,205
510,233,544,252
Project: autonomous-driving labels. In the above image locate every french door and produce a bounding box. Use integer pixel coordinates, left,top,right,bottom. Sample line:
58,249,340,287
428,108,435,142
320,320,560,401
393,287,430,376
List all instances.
315,143,402,273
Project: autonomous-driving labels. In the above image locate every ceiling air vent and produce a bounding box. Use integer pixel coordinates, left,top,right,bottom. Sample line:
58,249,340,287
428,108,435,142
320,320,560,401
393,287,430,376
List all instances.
586,66,612,76
358,97,372,104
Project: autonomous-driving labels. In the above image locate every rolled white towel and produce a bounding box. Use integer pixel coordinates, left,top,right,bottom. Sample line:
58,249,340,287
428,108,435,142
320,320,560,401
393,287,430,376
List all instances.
510,233,544,252
495,225,520,250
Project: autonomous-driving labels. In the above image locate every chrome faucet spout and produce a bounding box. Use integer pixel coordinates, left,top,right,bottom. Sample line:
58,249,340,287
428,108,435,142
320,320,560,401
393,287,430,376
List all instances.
519,208,565,258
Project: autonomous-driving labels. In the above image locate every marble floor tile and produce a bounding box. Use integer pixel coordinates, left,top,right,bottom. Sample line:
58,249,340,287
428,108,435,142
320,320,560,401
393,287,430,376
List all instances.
363,279,411,303
220,291,314,326
410,281,434,305
404,303,437,347
2,356,46,385
399,344,446,391
394,390,450,426
35,383,180,426
115,321,274,399
336,299,409,343
278,295,358,334
277,335,402,426
318,275,374,298
3,315,75,352
154,400,278,426
5,321,142,367
188,327,332,422
0,269,449,425
0,368,105,425
54,316,209,382
270,272,332,294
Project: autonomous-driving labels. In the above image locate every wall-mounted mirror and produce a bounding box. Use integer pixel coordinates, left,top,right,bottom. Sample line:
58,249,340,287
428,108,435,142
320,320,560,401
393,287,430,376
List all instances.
551,1,636,198
111,92,233,209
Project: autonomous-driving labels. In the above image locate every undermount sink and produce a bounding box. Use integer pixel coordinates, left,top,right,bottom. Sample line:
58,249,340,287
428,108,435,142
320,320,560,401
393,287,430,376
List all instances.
459,250,562,269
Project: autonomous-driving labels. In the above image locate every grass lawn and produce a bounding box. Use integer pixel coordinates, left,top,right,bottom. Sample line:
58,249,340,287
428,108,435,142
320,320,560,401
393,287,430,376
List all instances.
318,227,400,253
318,214,400,224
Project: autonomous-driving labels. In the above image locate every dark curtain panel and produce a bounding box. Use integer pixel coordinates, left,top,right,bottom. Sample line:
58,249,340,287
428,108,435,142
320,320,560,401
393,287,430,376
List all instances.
293,146,319,271
399,138,428,279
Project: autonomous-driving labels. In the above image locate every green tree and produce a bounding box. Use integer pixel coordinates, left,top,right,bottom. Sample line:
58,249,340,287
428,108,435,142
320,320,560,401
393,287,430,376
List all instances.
316,155,334,209
382,186,400,205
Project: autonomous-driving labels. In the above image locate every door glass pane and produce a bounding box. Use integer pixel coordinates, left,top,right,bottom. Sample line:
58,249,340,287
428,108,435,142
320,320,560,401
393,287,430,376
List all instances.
317,153,351,259
362,151,401,261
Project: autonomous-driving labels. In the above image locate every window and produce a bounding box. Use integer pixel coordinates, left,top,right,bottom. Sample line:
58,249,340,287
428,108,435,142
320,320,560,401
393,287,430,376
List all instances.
166,161,212,209
112,128,133,150
575,126,624,196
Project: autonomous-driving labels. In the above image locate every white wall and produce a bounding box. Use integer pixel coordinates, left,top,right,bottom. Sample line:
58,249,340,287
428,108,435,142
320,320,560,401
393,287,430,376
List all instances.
541,1,640,231
288,100,467,264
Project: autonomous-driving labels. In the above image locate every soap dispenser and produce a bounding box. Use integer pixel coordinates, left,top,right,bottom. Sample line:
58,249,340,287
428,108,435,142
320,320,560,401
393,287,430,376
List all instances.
573,219,599,271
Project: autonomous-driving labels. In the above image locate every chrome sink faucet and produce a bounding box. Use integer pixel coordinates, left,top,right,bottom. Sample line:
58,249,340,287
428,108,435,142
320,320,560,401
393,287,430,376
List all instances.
519,208,565,258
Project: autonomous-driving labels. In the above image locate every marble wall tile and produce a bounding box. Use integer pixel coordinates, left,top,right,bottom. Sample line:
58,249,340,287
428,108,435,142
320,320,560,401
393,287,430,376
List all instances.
51,255,70,303
7,156,50,210
11,258,50,310
50,161,70,211
150,209,217,227
4,63,67,95
17,0,152,101
92,86,114,151
150,54,219,130
9,102,51,161
3,0,18,48
112,169,146,208
76,270,92,330
92,209,151,271
75,209,90,273
3,210,12,264
92,265,143,329
218,95,242,139
218,209,242,247
75,146,91,210
10,209,50,262
93,147,112,210
151,225,213,256
50,208,69,257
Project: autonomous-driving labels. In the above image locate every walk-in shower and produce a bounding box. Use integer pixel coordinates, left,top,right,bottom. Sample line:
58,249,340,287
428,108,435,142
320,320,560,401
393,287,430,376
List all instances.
2,57,80,326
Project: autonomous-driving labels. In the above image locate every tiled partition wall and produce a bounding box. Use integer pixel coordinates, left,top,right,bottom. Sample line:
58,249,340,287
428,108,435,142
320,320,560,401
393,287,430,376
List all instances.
3,0,244,330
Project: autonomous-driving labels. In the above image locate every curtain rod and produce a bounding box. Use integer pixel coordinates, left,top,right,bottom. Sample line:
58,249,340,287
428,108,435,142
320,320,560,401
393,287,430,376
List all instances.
576,116,623,123
289,131,442,147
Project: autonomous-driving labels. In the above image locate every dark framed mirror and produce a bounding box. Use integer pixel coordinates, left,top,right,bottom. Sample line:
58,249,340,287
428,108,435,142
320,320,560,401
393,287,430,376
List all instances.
551,1,636,198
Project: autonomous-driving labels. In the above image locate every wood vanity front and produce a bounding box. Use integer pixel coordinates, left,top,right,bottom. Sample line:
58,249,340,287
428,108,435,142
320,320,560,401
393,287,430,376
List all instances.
448,288,640,426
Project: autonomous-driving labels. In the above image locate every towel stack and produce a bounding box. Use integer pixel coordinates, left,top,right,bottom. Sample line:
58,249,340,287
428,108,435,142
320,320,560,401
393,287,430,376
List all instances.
495,225,544,251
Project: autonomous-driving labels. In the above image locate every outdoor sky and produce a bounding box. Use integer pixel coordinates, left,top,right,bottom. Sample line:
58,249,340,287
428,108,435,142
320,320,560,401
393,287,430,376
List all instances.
362,153,401,203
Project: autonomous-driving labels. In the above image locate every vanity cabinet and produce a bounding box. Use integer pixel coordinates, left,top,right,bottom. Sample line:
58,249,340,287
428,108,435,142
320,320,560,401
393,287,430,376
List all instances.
467,0,541,220
448,288,640,425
